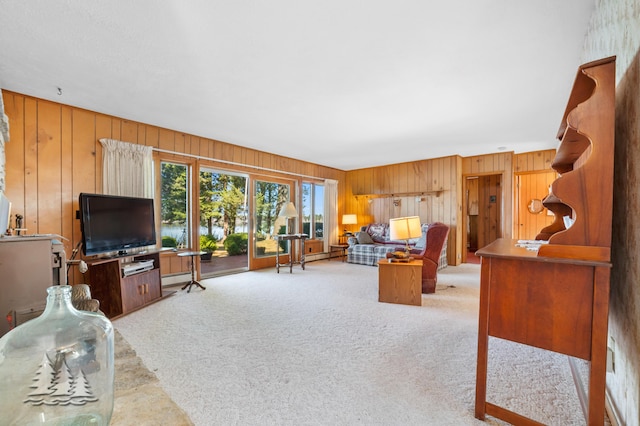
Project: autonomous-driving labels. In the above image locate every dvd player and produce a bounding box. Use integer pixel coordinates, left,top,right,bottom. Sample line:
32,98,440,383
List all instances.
121,259,154,277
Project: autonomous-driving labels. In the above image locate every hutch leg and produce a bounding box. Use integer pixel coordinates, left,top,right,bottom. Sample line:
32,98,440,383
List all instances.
475,259,491,419
587,266,611,425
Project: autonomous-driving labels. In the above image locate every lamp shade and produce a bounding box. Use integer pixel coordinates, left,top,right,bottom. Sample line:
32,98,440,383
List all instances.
389,216,422,241
278,202,298,218
342,214,357,225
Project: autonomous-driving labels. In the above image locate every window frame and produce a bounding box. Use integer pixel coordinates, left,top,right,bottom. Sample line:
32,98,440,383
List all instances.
302,181,324,240
158,160,192,249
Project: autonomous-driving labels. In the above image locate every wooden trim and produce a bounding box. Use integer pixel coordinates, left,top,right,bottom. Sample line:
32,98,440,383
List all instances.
155,147,333,181
353,190,443,199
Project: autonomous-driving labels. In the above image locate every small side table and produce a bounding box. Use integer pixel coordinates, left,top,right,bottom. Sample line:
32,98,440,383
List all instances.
178,251,206,292
329,244,348,262
275,234,308,273
377,258,423,306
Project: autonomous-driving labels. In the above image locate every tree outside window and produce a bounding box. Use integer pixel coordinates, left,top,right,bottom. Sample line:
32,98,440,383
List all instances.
160,162,189,248
199,170,248,256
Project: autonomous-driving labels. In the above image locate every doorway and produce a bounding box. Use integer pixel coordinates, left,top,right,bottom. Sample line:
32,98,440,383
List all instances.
464,174,502,263
252,178,294,270
199,167,249,277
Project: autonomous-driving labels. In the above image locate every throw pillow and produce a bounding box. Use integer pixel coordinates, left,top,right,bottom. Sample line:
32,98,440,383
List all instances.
356,231,375,244
414,230,427,250
367,223,387,243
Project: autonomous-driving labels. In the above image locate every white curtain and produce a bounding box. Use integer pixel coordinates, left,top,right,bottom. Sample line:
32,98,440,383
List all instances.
324,179,338,251
99,138,153,197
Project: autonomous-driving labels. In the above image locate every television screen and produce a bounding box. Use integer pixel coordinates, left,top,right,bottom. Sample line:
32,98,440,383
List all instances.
79,193,157,256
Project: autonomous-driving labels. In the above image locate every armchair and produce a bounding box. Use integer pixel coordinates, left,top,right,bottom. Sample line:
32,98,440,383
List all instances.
407,222,449,293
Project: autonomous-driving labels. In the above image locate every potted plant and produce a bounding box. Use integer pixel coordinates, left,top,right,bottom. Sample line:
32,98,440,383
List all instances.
200,234,218,261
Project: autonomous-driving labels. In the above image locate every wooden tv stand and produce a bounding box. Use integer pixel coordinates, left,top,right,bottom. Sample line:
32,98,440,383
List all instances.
475,56,615,425
86,251,168,319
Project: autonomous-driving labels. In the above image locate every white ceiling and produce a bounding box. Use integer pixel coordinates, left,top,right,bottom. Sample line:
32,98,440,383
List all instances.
0,1,595,171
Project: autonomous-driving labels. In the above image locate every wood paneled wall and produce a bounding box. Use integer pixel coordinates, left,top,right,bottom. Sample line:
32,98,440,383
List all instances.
344,155,463,266
514,149,556,173
513,149,557,240
342,151,559,266
2,91,345,276
3,89,560,274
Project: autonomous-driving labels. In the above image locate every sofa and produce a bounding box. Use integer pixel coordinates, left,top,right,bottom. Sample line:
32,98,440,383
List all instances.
347,222,449,293
347,222,448,269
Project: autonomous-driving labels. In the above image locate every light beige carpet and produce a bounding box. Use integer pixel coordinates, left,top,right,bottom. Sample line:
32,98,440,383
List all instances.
114,262,602,425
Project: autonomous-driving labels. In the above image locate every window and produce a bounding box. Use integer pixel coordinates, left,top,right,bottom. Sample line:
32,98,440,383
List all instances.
302,182,324,239
160,162,189,248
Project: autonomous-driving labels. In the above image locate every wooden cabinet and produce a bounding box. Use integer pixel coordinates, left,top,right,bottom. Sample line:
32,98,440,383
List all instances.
304,239,323,254
377,259,423,306
159,250,192,276
86,251,163,319
475,57,615,425
120,270,162,313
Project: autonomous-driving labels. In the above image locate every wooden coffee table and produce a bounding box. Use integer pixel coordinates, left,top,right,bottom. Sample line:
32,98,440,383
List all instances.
377,258,423,306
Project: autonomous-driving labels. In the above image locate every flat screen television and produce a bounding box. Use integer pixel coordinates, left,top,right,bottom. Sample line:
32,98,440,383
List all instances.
79,193,157,256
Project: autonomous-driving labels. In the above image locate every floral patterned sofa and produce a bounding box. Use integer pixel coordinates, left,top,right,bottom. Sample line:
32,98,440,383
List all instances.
346,222,448,270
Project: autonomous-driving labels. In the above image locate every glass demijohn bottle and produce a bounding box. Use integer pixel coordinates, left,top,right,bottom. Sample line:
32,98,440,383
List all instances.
0,285,114,425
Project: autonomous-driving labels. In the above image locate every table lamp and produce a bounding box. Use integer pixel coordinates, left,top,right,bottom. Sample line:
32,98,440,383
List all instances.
342,214,357,234
279,202,298,234
389,216,421,254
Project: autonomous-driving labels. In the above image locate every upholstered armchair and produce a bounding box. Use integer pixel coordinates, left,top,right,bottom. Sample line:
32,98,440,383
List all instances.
407,222,449,294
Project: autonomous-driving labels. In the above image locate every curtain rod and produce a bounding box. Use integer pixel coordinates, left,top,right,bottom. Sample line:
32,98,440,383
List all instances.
152,147,326,181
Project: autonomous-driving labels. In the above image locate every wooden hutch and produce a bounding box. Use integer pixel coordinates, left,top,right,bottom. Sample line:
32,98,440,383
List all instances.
475,56,616,425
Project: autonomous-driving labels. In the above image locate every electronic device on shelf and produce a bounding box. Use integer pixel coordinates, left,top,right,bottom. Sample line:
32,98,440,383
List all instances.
121,259,155,277
79,193,157,256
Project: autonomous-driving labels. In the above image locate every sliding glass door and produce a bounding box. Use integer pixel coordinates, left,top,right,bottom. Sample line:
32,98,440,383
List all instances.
254,179,291,259
199,167,249,276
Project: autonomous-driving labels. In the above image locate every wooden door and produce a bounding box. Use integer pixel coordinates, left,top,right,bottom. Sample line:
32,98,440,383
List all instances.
516,172,557,240
466,177,479,251
477,175,502,250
